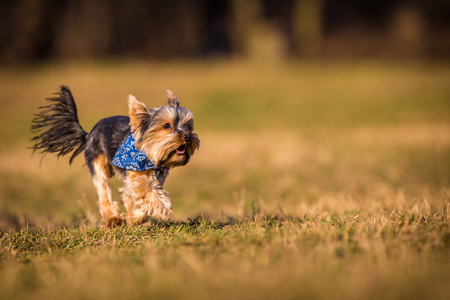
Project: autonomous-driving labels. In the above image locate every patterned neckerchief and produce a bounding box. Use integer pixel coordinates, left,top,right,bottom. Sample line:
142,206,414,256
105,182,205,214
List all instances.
112,134,156,171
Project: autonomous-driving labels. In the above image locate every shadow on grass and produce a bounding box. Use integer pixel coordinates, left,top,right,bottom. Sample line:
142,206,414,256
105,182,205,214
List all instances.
0,210,296,233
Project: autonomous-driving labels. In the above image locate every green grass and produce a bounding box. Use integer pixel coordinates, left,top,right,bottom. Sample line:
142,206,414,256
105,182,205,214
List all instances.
0,58,449,299
1,208,449,300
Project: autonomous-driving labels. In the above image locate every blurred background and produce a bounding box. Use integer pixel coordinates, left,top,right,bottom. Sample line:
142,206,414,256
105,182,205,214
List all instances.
1,0,450,63
0,0,449,228
1,4,450,300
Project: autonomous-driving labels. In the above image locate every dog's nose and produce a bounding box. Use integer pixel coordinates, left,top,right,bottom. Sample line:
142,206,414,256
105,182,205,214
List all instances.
183,133,191,142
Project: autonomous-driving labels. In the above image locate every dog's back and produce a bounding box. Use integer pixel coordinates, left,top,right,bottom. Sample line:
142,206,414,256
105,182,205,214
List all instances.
84,116,130,177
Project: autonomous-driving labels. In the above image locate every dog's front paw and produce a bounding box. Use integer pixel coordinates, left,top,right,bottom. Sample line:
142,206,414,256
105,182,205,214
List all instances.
159,204,173,221
150,189,173,221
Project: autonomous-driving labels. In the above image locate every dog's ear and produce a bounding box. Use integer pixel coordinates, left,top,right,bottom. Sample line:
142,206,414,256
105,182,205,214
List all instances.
128,94,153,132
166,90,180,108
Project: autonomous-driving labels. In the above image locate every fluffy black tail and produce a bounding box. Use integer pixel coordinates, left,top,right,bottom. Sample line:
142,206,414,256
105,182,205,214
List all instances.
31,85,88,164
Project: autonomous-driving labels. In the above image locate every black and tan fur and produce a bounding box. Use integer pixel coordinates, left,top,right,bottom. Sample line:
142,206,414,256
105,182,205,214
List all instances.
31,86,200,227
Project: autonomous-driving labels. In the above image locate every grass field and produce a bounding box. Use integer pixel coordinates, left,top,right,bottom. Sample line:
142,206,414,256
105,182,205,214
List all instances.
0,59,449,299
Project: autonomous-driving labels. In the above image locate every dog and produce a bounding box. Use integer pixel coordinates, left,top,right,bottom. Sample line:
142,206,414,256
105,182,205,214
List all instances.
31,86,200,227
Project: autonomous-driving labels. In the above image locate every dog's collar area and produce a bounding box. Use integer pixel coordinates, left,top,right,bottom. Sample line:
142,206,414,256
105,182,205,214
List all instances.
112,134,156,171
155,167,168,179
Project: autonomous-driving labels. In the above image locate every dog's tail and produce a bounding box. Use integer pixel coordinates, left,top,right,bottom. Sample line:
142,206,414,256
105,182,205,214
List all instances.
31,85,88,164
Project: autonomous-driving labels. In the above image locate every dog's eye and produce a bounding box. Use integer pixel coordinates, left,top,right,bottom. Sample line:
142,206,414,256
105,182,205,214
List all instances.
163,123,171,129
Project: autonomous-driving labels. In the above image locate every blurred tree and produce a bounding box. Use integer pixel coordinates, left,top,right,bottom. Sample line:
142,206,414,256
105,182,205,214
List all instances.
389,4,426,57
230,0,261,56
54,0,112,58
3,0,48,62
292,0,323,57
0,0,449,63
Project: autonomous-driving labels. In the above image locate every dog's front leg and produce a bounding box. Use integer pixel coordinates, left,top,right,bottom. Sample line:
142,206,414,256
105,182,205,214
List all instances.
146,183,173,221
121,170,173,226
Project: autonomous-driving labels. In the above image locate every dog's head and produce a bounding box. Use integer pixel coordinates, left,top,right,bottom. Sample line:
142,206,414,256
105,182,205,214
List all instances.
128,90,200,168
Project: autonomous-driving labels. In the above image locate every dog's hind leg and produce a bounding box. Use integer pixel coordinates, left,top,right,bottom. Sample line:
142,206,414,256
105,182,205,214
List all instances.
92,154,123,227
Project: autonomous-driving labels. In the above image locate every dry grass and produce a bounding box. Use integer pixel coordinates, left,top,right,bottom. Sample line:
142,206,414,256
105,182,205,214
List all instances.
0,59,449,299
1,206,449,300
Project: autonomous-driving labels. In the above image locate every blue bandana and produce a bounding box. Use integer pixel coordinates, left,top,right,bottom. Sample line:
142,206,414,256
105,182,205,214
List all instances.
112,134,156,171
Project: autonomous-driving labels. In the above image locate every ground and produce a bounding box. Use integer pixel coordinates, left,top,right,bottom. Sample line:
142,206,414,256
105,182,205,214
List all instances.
0,59,449,299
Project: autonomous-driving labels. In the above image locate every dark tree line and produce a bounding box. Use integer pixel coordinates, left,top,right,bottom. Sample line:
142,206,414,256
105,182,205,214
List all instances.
1,0,449,63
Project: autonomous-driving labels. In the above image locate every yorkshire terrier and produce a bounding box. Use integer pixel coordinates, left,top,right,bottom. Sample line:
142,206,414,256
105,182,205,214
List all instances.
31,86,200,227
